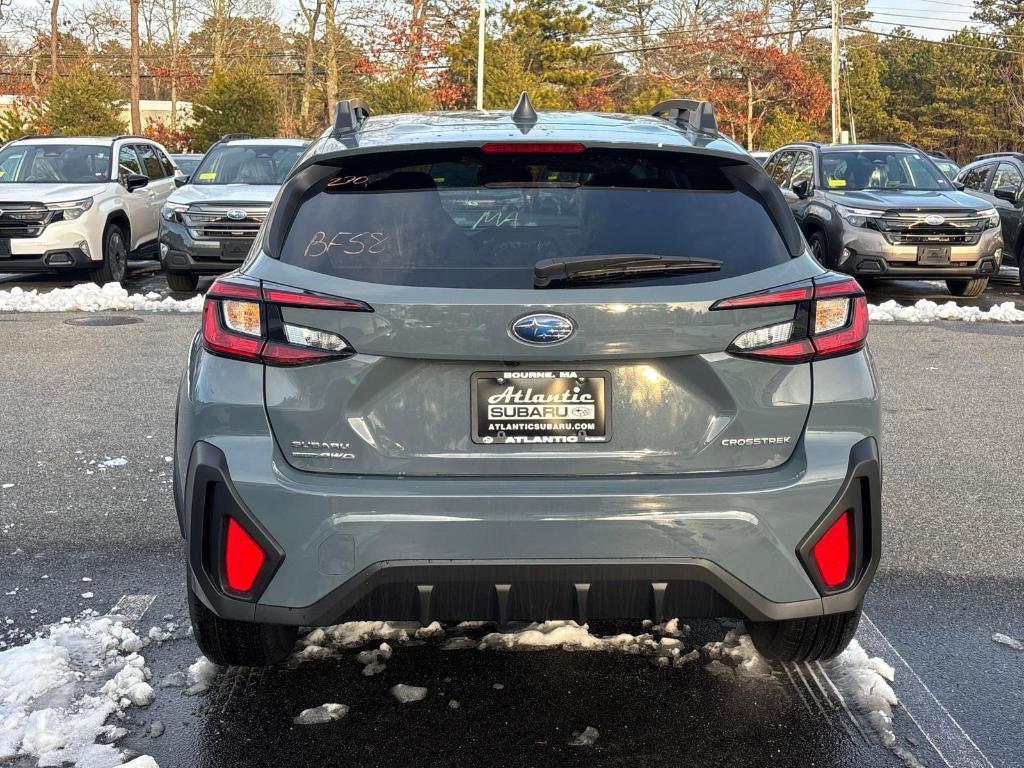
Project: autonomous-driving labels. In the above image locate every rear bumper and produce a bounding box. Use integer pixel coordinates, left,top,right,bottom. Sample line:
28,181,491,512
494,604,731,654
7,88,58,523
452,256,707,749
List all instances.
181,435,881,627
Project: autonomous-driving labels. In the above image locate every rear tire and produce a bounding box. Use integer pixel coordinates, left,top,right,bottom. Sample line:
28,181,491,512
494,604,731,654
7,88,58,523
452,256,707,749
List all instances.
945,277,988,298
89,225,129,285
166,272,199,293
748,604,862,662
187,576,297,667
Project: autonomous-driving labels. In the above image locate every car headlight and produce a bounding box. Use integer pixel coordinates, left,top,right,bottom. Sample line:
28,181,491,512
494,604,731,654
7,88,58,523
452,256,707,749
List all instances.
979,207,1000,229
836,204,885,228
46,197,93,221
161,202,189,222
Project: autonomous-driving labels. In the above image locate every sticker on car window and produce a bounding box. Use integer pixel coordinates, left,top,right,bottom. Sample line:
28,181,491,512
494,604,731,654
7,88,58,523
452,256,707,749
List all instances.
198,171,217,180
827,178,846,188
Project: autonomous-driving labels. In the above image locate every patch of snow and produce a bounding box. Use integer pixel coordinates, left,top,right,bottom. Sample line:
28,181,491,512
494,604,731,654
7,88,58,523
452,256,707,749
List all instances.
415,621,445,639
390,684,428,704
0,615,153,767
185,656,220,695
824,639,900,748
448,699,460,709
568,726,600,746
478,620,661,655
439,636,478,651
157,671,185,688
147,720,164,738
81,592,94,599
992,632,1023,651
702,628,773,679
97,458,128,469
295,622,420,659
122,757,160,768
0,283,204,313
356,642,392,677
293,703,349,725
1,484,13,489
868,299,1024,324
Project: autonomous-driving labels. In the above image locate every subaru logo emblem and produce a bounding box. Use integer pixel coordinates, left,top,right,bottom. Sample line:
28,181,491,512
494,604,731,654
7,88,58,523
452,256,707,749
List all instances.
924,214,945,226
226,209,247,221
510,313,575,345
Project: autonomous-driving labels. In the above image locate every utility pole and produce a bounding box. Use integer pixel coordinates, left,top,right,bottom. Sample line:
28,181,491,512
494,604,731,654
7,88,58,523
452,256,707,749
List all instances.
476,0,485,110
830,0,841,143
129,0,141,134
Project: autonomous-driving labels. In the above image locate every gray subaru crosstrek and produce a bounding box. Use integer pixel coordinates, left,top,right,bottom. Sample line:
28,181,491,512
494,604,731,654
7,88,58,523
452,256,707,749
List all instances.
174,95,881,667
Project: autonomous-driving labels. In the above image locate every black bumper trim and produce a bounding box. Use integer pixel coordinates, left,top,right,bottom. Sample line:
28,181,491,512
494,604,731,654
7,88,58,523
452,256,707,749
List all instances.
845,253,999,278
185,437,881,627
0,247,94,271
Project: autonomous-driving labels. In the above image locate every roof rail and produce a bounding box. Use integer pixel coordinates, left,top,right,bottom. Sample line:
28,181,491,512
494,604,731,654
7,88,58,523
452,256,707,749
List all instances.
218,133,257,143
112,135,150,142
649,99,718,134
332,99,371,137
973,151,1024,162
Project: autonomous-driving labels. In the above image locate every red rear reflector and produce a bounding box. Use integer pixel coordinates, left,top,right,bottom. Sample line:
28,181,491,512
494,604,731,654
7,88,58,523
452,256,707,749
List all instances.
224,518,265,593
712,282,814,309
812,511,852,588
480,142,585,154
262,284,372,312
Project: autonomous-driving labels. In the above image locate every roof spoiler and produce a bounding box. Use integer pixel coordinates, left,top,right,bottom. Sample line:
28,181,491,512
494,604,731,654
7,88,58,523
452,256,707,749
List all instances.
332,98,371,137
649,99,718,134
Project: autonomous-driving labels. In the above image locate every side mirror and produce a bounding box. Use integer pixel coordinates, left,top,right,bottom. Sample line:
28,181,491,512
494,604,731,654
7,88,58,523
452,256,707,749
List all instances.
993,184,1019,203
174,174,189,188
951,180,965,191
126,173,149,192
792,179,811,199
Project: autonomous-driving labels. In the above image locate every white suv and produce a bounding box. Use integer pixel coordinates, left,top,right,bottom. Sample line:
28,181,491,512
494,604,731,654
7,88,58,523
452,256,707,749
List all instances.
0,135,180,284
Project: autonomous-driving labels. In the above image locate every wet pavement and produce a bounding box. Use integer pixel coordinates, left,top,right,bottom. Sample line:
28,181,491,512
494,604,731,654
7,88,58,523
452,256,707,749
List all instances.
0,280,1021,768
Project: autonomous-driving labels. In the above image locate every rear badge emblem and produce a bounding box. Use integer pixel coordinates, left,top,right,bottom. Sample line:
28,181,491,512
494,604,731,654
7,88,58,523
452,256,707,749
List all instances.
924,214,945,226
226,209,247,221
510,313,576,345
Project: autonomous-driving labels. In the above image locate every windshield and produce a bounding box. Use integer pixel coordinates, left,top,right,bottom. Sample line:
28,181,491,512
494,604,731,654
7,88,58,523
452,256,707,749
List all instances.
933,159,959,178
820,150,951,192
0,144,111,183
192,144,305,185
279,148,793,289
173,155,202,176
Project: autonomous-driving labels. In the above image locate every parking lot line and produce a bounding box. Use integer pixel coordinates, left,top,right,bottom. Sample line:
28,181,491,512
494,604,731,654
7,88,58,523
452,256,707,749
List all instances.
108,594,157,625
858,613,995,768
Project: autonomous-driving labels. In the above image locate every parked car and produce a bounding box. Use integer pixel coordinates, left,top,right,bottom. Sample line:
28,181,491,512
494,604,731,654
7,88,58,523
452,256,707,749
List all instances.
750,150,771,165
159,135,308,292
175,95,880,667
765,142,1003,297
171,153,203,178
956,152,1024,290
928,151,960,179
0,135,178,284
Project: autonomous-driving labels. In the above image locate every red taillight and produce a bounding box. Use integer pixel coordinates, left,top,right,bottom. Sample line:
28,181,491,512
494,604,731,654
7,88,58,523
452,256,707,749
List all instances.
714,274,868,363
480,142,586,154
202,277,366,365
812,511,852,588
224,518,265,593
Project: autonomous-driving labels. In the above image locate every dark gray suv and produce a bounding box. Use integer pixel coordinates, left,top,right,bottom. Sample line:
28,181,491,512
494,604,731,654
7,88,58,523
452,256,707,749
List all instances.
766,142,1003,297
175,96,881,666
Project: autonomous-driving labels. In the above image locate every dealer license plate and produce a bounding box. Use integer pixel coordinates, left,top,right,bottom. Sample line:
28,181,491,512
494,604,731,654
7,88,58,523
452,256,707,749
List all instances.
471,370,610,445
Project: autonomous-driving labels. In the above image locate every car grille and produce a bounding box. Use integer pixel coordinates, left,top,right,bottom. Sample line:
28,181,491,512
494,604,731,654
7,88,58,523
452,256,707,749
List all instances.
877,211,987,246
182,205,268,241
0,203,53,239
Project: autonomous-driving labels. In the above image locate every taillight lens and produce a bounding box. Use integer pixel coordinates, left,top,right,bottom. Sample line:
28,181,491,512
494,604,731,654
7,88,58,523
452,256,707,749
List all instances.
713,274,868,363
812,511,853,588
224,518,265,593
202,277,367,365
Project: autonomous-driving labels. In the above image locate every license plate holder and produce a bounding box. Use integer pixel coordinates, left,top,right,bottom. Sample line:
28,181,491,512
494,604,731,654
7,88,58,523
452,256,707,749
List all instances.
220,241,250,261
471,370,610,445
917,245,951,265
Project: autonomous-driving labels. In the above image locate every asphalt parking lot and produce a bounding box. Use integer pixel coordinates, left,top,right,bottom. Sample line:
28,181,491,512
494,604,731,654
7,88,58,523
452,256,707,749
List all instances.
0,272,1022,768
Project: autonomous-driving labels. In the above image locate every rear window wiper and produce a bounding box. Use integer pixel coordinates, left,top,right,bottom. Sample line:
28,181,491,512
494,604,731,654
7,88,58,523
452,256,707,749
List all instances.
534,254,722,288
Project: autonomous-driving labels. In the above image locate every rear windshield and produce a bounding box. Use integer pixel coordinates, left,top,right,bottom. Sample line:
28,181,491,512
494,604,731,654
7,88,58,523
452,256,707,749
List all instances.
280,148,792,289
193,144,305,185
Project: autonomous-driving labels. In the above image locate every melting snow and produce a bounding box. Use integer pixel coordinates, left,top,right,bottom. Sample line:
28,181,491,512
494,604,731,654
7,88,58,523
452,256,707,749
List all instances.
0,283,204,313
992,632,1024,651
0,614,154,767
824,639,899,748
390,684,428,704
869,299,1024,323
184,656,220,695
97,458,128,469
568,726,600,747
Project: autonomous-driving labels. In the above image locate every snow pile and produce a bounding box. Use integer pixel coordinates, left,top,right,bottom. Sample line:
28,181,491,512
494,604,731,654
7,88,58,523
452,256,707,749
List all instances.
355,643,392,677
0,614,154,767
478,620,663,654
0,283,203,313
293,703,349,725
824,639,899,747
869,299,1024,324
294,621,424,661
992,632,1023,651
568,726,600,747
184,656,220,695
701,627,774,679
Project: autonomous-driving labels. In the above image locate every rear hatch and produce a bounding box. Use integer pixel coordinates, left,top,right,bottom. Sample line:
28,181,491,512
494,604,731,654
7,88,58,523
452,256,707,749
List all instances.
251,144,822,477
